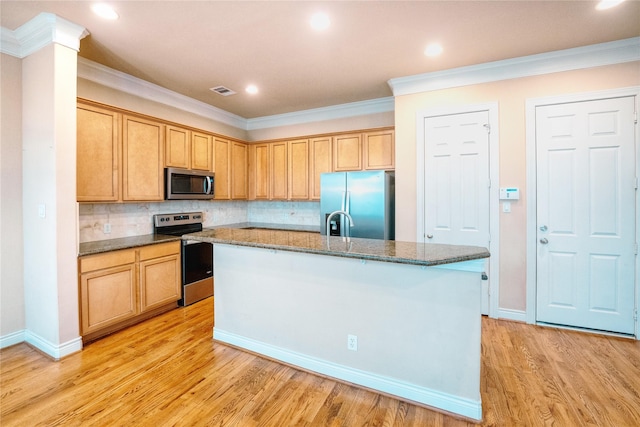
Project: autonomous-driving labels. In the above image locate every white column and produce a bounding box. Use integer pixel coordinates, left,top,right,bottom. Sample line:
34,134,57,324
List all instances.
6,13,88,358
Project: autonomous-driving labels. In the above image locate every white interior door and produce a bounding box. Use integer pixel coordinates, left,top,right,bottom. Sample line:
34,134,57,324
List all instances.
424,111,491,314
535,96,636,334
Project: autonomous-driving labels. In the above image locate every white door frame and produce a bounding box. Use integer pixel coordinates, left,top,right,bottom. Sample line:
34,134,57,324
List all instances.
525,87,640,339
416,103,500,318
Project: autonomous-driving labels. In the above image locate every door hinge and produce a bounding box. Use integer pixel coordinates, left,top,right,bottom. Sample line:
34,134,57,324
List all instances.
635,243,638,255
634,111,638,124
483,123,491,133
634,309,638,321
635,177,639,190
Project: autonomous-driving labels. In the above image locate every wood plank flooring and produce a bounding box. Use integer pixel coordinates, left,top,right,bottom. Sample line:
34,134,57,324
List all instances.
1,298,639,426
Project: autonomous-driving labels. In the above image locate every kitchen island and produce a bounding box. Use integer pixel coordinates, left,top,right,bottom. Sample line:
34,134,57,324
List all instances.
186,228,489,421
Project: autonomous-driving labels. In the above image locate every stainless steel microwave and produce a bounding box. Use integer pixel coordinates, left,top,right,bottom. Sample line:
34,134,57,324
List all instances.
165,167,214,200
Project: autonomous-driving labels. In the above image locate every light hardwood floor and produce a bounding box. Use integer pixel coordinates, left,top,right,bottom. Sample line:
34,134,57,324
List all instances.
1,298,639,426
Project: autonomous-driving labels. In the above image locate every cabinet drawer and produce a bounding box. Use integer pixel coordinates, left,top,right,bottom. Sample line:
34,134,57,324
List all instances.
79,249,136,273
139,241,181,261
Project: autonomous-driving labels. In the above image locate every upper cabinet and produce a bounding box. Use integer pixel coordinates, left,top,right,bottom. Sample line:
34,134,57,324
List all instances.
363,129,395,170
248,143,270,200
165,127,213,171
214,137,231,200
165,125,190,169
288,139,309,200
122,115,165,201
77,103,121,202
333,133,362,172
191,131,213,171
309,136,332,200
270,141,288,200
231,141,248,200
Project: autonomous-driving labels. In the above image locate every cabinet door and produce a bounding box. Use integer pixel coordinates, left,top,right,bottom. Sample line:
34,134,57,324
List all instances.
270,141,288,200
309,136,333,200
191,131,213,171
77,104,121,202
249,143,270,200
214,138,231,199
80,263,137,335
288,139,309,200
231,141,248,199
165,125,190,169
122,115,165,201
333,133,362,171
139,253,181,312
363,129,395,170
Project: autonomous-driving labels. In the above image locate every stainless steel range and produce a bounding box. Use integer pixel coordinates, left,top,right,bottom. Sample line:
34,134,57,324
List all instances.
153,212,213,306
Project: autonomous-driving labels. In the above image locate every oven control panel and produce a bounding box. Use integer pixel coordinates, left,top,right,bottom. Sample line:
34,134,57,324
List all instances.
154,212,203,227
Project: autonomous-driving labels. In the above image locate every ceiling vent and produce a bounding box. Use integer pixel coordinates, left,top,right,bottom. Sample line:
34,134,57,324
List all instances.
210,86,236,96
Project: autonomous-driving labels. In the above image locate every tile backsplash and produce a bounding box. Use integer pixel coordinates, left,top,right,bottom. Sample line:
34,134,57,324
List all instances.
78,200,320,242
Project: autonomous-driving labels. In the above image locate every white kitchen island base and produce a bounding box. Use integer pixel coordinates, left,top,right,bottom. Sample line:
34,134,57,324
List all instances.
212,243,484,421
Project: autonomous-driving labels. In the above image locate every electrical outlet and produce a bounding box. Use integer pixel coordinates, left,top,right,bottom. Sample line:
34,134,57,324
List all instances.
103,223,111,234
347,334,358,351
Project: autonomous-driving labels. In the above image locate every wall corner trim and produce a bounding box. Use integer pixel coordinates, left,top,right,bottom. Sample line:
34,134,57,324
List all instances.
0,12,88,58
388,37,640,96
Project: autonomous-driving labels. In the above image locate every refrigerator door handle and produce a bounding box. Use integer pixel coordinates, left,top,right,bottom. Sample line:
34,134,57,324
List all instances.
345,191,351,213
341,191,347,212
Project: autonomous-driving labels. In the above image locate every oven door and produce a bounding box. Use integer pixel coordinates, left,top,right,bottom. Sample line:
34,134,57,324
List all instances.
182,241,213,284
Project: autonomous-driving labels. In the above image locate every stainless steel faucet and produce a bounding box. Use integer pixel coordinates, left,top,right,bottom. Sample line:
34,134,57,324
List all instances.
326,210,355,237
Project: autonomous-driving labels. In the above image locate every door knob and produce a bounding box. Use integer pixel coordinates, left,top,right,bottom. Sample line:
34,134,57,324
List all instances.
426,234,433,239
539,225,548,232
539,238,548,244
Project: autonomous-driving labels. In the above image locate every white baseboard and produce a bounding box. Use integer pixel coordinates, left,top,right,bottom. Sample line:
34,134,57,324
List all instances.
497,308,527,322
24,331,83,360
0,330,26,349
214,328,482,421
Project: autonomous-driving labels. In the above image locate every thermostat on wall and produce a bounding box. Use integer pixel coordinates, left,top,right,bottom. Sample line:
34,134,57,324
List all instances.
499,187,520,200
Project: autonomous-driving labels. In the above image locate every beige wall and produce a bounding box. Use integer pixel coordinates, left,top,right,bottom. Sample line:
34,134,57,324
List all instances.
395,61,640,313
0,53,25,339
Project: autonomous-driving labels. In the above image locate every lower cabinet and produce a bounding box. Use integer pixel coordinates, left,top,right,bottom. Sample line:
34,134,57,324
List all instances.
78,241,181,342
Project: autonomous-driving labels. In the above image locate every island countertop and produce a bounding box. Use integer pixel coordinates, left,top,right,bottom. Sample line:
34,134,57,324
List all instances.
185,228,489,267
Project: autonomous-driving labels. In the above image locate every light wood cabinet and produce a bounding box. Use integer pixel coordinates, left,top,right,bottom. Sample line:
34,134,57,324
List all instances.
165,125,190,169
78,241,181,341
214,137,231,199
231,141,248,199
139,242,181,313
191,131,213,171
270,141,288,200
248,143,270,200
79,249,137,335
122,115,165,201
363,129,395,170
77,104,121,202
309,136,333,200
288,139,309,200
333,133,362,171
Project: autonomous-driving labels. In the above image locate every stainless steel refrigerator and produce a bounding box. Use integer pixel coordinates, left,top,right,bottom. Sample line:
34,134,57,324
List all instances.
320,171,395,240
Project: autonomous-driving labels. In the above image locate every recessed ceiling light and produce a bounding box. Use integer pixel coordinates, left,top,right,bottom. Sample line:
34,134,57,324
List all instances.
596,0,625,10
246,85,258,95
92,3,119,20
310,12,331,31
424,43,443,57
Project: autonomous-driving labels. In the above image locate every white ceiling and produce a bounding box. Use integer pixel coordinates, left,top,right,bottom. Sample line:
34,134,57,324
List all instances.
2,1,639,119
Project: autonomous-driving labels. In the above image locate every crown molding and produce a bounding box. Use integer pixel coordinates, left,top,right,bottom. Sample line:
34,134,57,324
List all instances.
0,12,88,58
77,57,394,131
77,57,248,130
388,37,640,96
245,97,395,131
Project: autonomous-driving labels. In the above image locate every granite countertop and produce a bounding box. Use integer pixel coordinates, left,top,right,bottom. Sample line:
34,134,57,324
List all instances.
78,234,181,257
185,228,490,267
77,223,319,257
